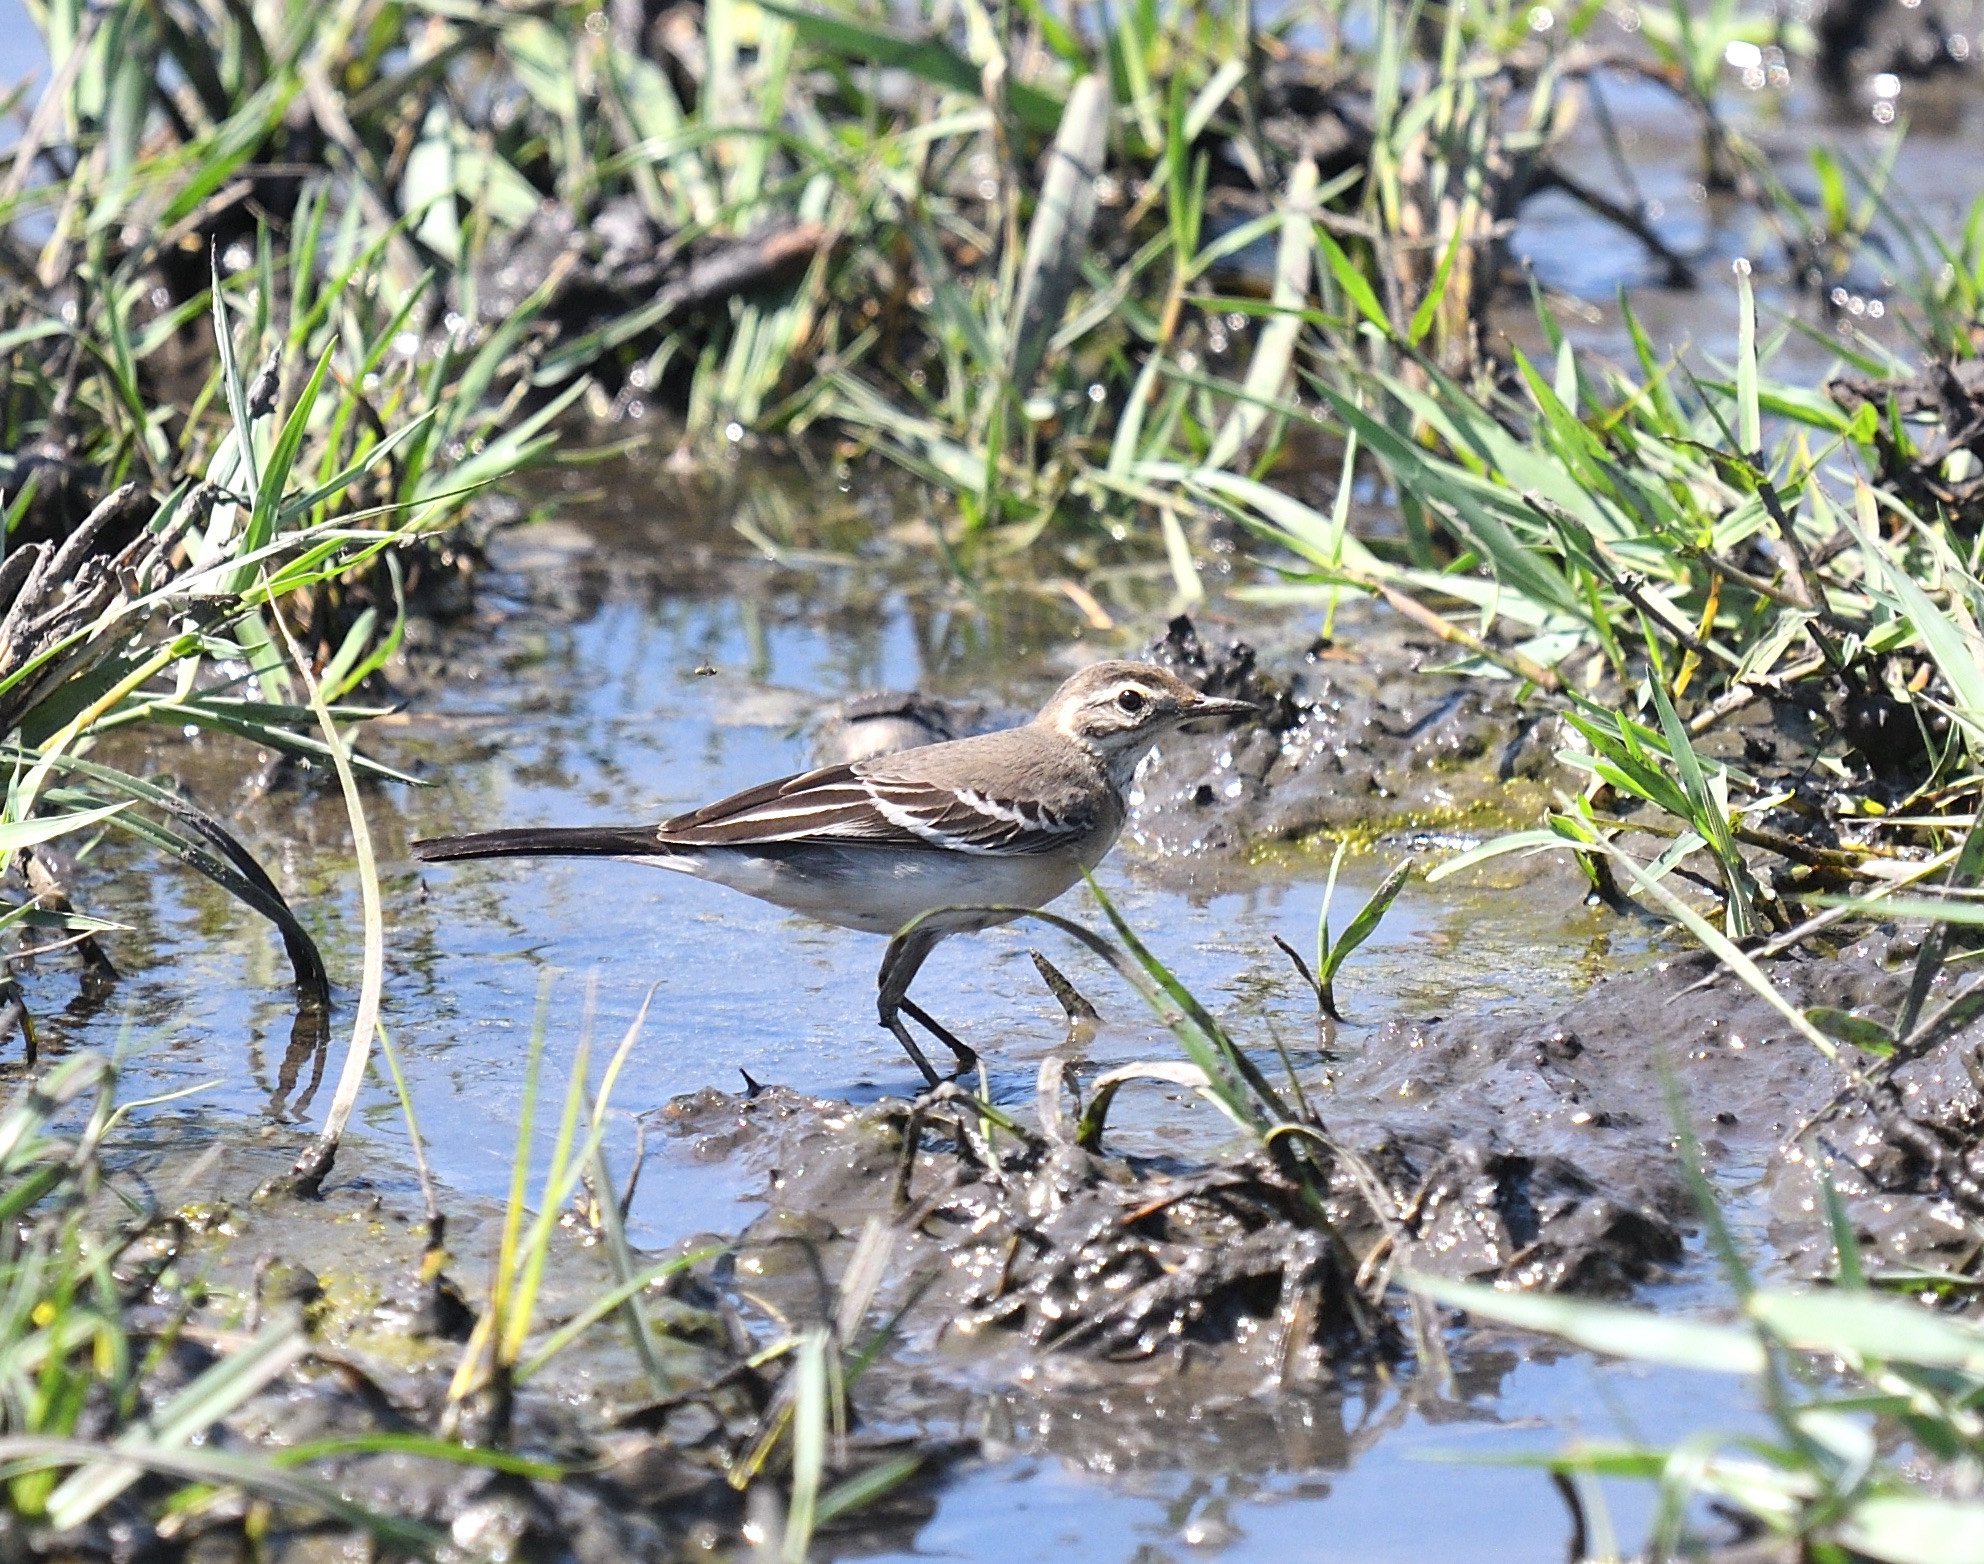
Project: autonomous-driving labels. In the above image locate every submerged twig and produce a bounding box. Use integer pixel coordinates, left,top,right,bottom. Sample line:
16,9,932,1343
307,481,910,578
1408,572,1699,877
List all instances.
1028,948,1100,1038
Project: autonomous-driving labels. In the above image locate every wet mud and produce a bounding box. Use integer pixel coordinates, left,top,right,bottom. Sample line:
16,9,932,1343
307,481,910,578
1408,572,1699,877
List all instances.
80,942,1968,1560
1130,614,1565,860
656,932,1970,1353
41,1132,948,1563
1123,621,1984,1294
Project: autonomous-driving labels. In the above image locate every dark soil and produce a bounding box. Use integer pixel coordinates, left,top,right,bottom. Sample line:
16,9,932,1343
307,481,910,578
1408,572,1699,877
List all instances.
1126,615,1983,1292
45,1133,949,1563
86,929,1972,1558
1130,613,1564,858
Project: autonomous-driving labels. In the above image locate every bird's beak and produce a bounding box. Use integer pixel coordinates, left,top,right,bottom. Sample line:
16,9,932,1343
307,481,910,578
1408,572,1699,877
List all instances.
1188,693,1259,720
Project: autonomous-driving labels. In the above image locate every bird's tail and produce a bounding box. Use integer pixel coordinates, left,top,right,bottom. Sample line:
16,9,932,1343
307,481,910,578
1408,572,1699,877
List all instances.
411,826,665,863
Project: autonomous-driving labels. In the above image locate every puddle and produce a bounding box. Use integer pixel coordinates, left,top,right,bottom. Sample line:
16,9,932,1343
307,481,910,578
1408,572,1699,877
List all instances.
1504,45,1984,379
864,1347,1760,1564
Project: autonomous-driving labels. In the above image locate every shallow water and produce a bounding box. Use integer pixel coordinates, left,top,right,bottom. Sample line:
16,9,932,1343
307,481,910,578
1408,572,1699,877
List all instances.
869,1350,1754,1564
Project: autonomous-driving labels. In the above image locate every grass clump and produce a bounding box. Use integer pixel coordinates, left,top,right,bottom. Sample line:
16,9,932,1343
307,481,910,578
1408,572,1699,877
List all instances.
0,1051,445,1551
0,179,577,1037
3,1,1844,552
0,1014,931,1555
1267,234,1984,951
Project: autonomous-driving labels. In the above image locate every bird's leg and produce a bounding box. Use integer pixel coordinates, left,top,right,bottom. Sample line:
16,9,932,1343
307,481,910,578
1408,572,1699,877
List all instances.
876,928,977,1083
899,998,979,1074
877,927,943,1086
885,1014,943,1089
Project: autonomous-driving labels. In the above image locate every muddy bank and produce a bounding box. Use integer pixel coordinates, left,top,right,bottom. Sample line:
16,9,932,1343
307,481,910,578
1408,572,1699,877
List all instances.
1116,619,1982,1293
529,918,1972,1533
31,1128,951,1563
77,934,1967,1558
1128,614,1564,860
609,607,1984,1375
659,929,1962,1353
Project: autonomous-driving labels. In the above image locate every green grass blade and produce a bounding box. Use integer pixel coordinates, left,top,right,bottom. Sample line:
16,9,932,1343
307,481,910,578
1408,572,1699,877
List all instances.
1403,1272,1766,1375
1735,259,1760,454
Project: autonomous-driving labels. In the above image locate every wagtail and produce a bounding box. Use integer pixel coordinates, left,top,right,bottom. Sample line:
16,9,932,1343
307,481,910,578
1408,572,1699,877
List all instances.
412,661,1256,1084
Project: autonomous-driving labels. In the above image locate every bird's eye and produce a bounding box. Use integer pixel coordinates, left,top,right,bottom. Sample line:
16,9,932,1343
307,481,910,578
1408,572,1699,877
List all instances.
1116,689,1147,715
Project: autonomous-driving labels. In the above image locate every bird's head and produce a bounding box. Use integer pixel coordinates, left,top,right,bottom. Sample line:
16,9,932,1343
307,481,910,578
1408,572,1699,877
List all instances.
1035,660,1257,783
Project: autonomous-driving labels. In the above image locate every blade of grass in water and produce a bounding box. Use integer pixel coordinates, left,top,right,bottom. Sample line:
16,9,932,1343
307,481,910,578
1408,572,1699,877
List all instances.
266,592,382,1187
579,985,675,1397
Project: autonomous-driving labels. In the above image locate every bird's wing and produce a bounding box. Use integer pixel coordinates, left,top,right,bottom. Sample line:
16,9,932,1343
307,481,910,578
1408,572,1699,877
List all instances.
656,750,1096,855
